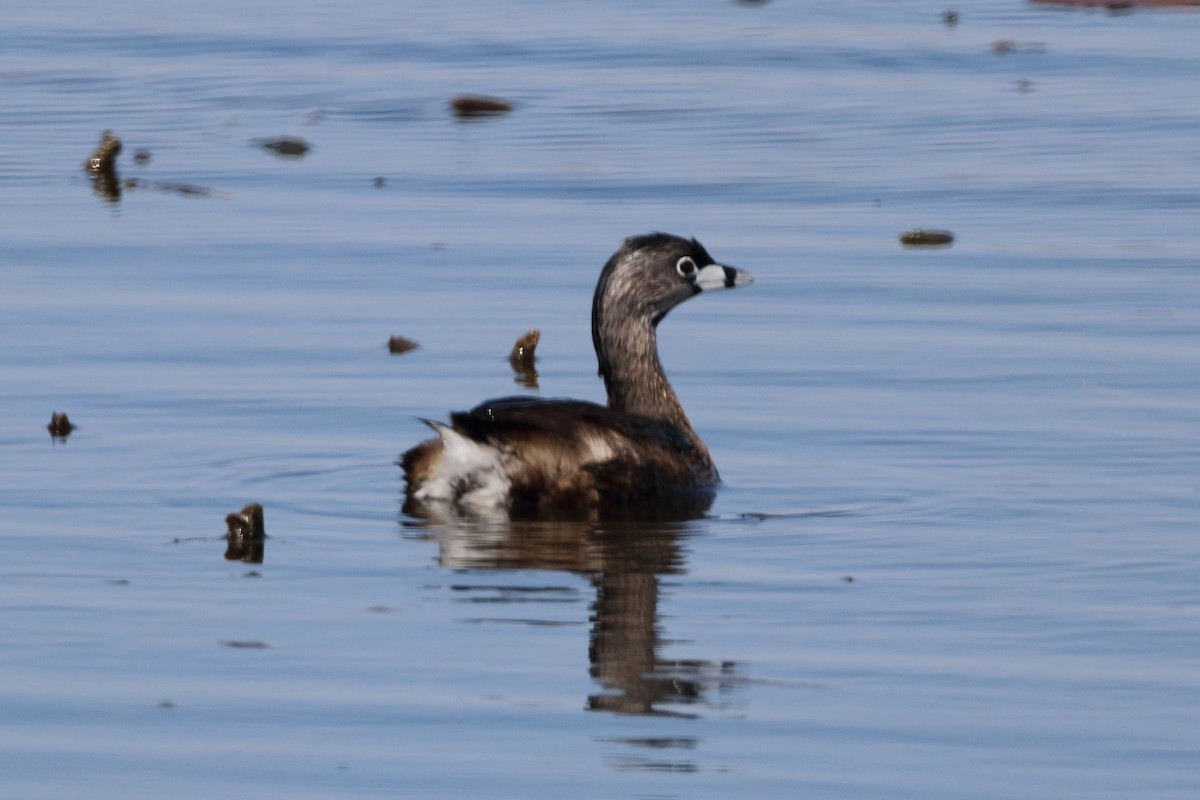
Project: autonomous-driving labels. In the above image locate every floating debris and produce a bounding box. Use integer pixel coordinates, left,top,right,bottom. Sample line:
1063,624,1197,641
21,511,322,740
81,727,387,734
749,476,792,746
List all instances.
510,329,540,389
219,640,271,649
373,176,387,188
509,329,540,366
47,411,74,441
84,132,219,200
225,503,265,539
225,503,265,563
86,130,121,174
943,9,959,25
992,40,1047,54
450,94,514,119
899,229,955,247
85,130,123,201
388,335,420,355
256,136,311,157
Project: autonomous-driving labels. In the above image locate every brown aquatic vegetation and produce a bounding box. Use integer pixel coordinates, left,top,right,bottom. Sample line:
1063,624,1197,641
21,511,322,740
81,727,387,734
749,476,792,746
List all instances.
225,503,265,563
86,130,121,174
509,329,540,365
450,94,514,118
509,329,541,388
47,411,74,440
85,130,123,201
225,503,265,539
388,335,420,355
84,130,218,200
900,229,955,247
256,136,311,157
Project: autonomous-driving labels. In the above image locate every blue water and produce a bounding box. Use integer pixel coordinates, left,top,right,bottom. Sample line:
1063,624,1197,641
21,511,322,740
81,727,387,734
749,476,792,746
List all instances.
2,1,1199,797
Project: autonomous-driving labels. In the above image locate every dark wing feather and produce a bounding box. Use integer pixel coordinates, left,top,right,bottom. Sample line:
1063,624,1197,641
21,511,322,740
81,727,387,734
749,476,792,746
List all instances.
447,396,717,510
454,396,696,451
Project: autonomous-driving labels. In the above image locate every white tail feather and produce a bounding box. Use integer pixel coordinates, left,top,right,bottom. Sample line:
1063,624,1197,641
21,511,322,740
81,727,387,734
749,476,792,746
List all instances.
413,420,511,511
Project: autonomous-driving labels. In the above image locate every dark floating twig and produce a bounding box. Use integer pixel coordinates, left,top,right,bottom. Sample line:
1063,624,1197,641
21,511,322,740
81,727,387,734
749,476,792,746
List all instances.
256,136,311,157
225,503,265,564
510,329,541,389
48,411,74,441
450,94,514,119
899,229,955,247
388,335,420,355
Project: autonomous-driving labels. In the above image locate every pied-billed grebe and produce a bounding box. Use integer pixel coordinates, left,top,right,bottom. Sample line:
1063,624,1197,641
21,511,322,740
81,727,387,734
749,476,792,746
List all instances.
401,233,753,517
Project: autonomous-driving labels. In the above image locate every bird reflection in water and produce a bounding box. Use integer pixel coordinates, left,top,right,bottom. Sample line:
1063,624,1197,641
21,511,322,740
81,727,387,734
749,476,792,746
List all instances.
402,496,739,718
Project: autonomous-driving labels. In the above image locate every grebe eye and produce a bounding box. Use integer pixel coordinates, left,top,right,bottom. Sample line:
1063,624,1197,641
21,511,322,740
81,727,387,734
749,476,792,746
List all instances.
676,256,697,279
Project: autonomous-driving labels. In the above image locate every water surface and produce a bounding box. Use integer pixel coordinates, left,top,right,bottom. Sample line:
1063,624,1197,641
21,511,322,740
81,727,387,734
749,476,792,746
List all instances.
2,1,1199,797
